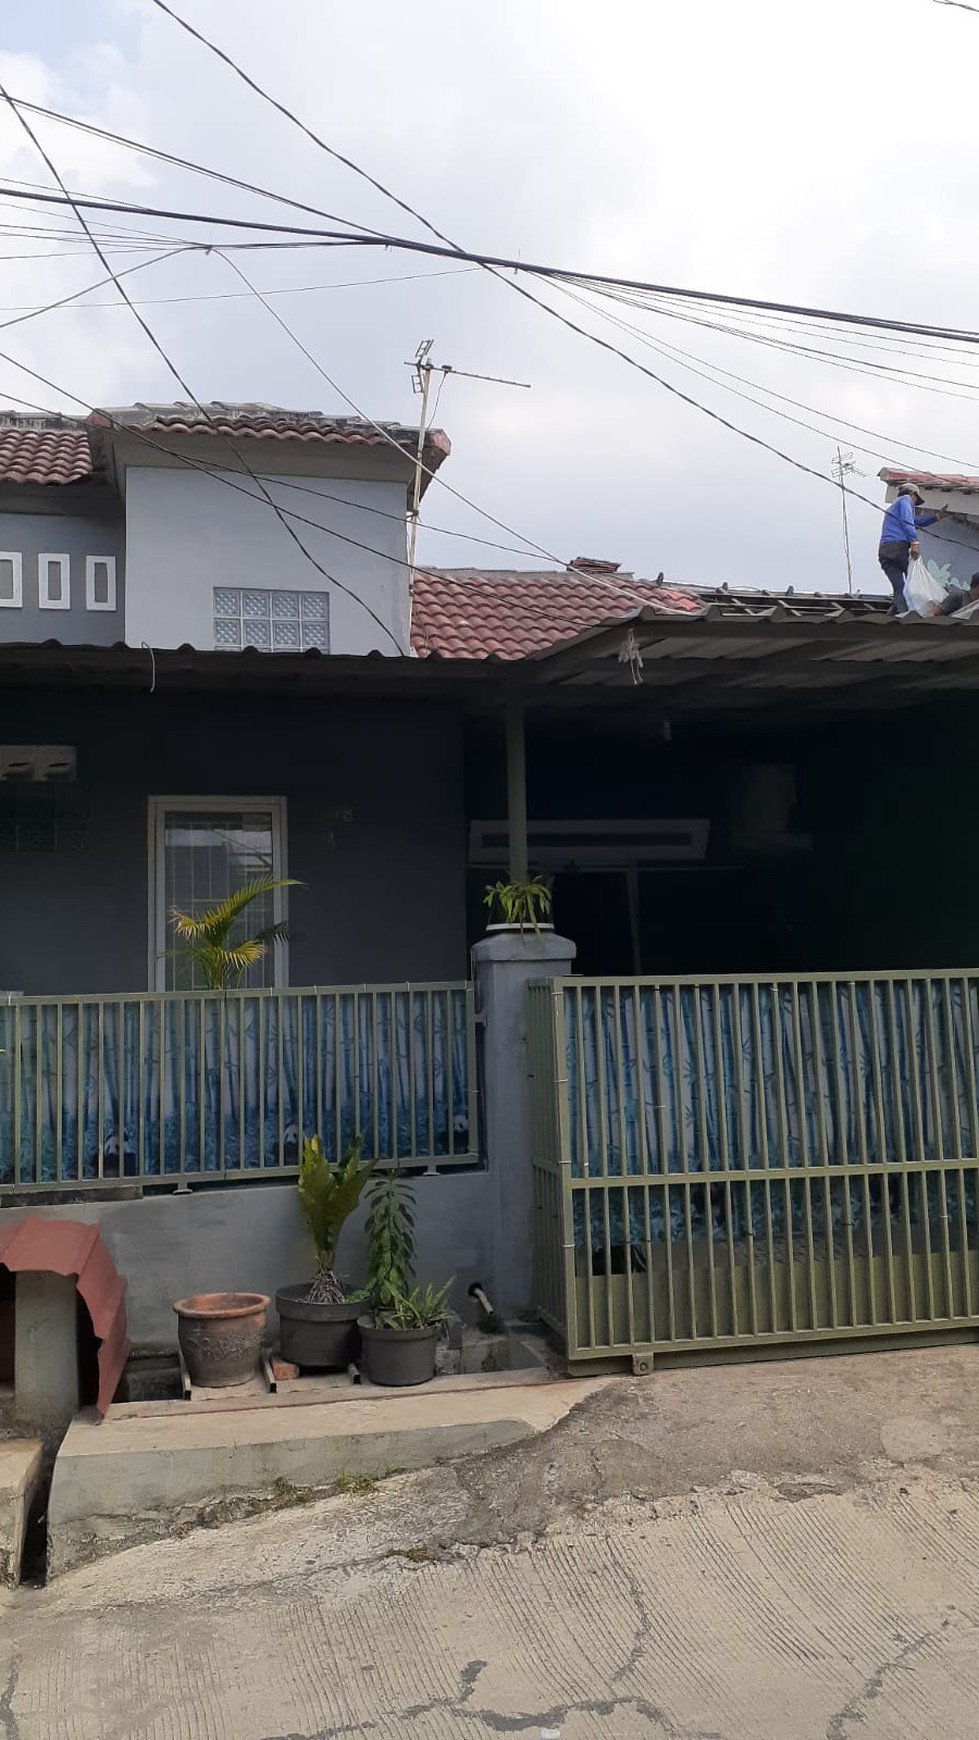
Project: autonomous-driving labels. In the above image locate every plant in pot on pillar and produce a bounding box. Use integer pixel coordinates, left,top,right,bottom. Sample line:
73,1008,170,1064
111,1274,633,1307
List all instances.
276,1135,377,1370
483,876,553,934
357,1170,453,1386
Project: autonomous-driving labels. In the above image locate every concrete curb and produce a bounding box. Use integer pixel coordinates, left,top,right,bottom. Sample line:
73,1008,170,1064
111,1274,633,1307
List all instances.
0,1438,42,1586
47,1378,609,1576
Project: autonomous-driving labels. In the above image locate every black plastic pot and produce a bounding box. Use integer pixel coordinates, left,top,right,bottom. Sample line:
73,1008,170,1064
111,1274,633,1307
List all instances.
276,1286,361,1370
357,1315,439,1387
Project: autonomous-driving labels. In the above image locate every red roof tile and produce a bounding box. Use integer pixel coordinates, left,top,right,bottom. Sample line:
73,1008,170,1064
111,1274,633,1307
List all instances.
94,402,450,470
880,467,979,494
0,422,93,486
411,568,704,659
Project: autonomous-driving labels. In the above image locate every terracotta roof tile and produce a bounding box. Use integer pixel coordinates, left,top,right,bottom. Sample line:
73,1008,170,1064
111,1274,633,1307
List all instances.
94,402,450,469
411,568,704,659
0,422,93,486
880,467,979,494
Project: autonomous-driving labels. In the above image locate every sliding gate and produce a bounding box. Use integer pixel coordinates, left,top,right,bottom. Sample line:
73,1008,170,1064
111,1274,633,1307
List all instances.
528,973,979,1366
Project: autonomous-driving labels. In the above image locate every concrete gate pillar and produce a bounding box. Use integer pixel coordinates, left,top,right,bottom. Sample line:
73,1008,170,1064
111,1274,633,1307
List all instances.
14,1272,80,1426
472,931,576,1319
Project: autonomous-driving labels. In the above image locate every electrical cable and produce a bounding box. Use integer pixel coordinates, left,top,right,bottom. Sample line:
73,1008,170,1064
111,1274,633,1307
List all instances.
0,247,189,336
131,0,979,559
0,263,478,315
551,277,979,474
0,87,411,656
0,96,393,241
216,249,563,564
7,176,979,355
0,357,676,625
596,289,979,403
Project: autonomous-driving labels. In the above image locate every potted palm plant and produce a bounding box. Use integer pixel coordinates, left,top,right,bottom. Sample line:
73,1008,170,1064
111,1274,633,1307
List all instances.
483,876,553,935
276,1135,377,1369
170,874,298,988
169,875,298,1372
356,1170,453,1386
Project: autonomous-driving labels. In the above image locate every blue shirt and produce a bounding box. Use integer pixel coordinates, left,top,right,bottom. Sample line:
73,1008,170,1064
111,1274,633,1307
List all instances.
880,494,937,546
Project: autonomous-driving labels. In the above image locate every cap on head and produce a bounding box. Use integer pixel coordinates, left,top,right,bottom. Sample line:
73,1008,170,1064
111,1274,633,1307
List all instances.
897,482,925,505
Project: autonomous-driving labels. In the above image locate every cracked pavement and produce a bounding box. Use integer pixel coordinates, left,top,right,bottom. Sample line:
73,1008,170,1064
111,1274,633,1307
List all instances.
7,1347,979,1736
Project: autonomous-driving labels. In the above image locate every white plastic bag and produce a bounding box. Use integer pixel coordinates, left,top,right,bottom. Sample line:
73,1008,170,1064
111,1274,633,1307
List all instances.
904,557,946,617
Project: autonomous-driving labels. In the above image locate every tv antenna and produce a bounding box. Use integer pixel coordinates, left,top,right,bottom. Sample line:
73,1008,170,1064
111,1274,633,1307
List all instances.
831,446,864,595
406,339,530,626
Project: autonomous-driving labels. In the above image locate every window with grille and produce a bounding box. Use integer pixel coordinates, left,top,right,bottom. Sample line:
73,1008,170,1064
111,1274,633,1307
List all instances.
149,798,287,991
213,587,330,652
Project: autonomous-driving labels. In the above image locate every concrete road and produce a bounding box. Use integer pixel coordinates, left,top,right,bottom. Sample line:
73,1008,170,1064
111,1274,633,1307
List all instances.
6,1347,979,1737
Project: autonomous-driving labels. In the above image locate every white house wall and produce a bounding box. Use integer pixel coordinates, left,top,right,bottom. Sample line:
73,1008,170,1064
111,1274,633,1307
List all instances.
123,466,411,655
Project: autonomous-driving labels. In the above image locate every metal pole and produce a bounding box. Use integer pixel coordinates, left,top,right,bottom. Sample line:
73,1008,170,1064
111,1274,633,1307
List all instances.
836,445,854,595
406,361,432,646
505,699,528,882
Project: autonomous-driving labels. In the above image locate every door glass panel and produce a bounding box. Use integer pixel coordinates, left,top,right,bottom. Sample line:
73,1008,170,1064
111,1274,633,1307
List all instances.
162,808,277,990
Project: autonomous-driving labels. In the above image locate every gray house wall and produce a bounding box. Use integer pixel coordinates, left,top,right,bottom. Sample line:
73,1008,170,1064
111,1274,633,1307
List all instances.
123,467,411,656
0,1175,492,1347
0,690,467,995
0,496,124,646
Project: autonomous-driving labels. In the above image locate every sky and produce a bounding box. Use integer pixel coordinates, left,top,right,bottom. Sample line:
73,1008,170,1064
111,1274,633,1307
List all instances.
1,0,978,596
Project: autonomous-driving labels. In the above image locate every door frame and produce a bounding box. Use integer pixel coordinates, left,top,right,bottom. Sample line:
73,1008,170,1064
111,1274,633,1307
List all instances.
147,796,289,991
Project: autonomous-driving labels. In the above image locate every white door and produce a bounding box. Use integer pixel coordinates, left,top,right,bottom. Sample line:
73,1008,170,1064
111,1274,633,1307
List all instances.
148,798,288,991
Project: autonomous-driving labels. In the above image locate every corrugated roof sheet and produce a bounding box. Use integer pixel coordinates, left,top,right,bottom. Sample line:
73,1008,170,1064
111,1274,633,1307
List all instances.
411,568,704,659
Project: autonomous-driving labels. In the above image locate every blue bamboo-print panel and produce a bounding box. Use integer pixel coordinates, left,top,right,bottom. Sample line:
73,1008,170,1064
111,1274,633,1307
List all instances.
0,986,473,1184
565,979,979,1249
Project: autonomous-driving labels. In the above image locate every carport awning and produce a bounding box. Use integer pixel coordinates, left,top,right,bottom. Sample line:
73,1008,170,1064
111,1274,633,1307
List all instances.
4,600,979,721
525,601,979,716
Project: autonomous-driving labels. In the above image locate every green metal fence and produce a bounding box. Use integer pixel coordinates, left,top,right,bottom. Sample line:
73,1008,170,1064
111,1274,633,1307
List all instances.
0,982,478,1191
528,972,979,1367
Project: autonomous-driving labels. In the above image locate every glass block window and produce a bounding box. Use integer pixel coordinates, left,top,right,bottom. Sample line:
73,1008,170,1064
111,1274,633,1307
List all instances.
213,587,330,653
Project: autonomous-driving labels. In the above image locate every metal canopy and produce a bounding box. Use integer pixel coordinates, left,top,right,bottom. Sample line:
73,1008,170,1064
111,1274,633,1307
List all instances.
524,600,979,717
3,599,979,722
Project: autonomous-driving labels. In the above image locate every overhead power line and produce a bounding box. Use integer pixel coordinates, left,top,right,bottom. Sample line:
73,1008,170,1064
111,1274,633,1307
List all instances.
2,95,393,241
0,87,413,655
0,104,646,617
5,181,979,354
144,0,979,574
0,263,477,315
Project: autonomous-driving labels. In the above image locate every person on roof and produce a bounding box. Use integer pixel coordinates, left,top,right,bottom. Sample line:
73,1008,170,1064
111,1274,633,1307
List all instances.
878,483,944,614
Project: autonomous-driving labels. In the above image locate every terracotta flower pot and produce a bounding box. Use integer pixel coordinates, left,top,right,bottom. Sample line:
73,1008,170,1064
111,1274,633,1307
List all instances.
173,1291,269,1388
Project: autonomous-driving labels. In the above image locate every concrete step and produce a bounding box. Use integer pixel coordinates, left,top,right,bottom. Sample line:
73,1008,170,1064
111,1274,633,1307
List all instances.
0,1438,42,1586
48,1378,608,1577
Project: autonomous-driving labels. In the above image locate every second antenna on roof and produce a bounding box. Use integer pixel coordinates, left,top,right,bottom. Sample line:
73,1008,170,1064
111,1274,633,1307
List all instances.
405,339,531,635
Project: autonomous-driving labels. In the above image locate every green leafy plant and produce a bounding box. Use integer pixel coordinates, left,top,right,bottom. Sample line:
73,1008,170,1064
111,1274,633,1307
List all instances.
358,1170,454,1333
170,875,299,990
483,876,552,933
297,1134,376,1304
362,1169,416,1315
374,1280,454,1331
